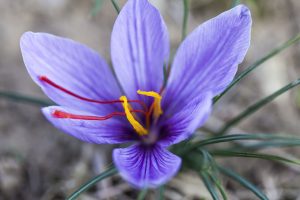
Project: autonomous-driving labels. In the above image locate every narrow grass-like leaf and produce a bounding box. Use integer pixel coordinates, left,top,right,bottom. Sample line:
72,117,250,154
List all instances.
218,78,300,134
0,91,52,106
198,149,211,170
111,0,120,14
240,140,300,150
196,150,224,200
208,173,228,200
91,0,104,16
182,0,189,41
156,185,165,200
218,166,268,200
203,151,228,200
66,166,117,200
182,134,300,154
231,0,241,8
163,64,169,88
211,150,300,165
137,189,148,200
200,171,220,200
187,150,227,199
214,33,300,104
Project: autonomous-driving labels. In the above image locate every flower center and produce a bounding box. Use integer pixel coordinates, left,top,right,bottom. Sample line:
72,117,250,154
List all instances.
119,90,163,136
40,75,163,137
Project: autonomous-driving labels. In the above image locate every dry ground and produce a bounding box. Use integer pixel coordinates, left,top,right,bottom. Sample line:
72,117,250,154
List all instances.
0,0,300,199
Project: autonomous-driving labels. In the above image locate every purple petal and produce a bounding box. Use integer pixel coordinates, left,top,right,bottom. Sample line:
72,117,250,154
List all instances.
159,93,212,147
111,0,169,102
163,5,251,113
20,32,122,115
42,106,136,144
113,144,181,188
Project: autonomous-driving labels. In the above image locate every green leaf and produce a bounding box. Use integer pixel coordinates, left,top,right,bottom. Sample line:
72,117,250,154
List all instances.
156,185,165,200
211,150,300,165
191,150,226,200
137,189,148,200
208,173,228,200
182,0,189,41
240,140,300,150
91,0,104,16
231,0,241,8
200,171,220,200
181,134,300,153
163,64,169,88
111,0,120,14
214,33,300,104
66,166,117,200
202,150,228,200
218,78,300,134
218,166,269,200
0,90,52,106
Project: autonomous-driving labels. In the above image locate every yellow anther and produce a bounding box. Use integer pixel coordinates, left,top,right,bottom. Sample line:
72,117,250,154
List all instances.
120,96,148,136
137,90,163,118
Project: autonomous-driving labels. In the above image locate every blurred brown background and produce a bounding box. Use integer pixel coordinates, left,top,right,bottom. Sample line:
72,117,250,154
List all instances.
0,0,300,199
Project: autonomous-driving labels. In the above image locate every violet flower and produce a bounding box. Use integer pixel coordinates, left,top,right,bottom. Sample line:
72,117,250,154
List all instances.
20,0,251,188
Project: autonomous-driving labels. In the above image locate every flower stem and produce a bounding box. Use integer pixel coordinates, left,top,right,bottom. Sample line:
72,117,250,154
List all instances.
66,166,117,200
156,185,165,200
214,33,300,104
218,78,300,134
137,189,148,200
111,0,120,14
182,0,189,41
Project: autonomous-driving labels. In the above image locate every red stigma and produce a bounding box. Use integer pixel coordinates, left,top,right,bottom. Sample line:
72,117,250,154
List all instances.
52,110,125,120
52,109,145,121
39,75,147,110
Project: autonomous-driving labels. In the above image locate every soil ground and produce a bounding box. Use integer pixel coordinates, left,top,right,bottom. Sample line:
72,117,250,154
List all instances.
0,0,300,199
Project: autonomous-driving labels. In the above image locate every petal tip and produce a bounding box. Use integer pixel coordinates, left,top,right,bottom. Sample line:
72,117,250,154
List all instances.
20,31,34,46
41,106,53,118
20,31,33,39
234,5,251,22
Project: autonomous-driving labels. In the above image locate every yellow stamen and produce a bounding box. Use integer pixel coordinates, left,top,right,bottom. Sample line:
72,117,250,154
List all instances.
120,96,148,136
137,90,163,118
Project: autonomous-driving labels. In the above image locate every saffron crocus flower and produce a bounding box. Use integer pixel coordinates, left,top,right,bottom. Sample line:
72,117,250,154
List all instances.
20,0,251,188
